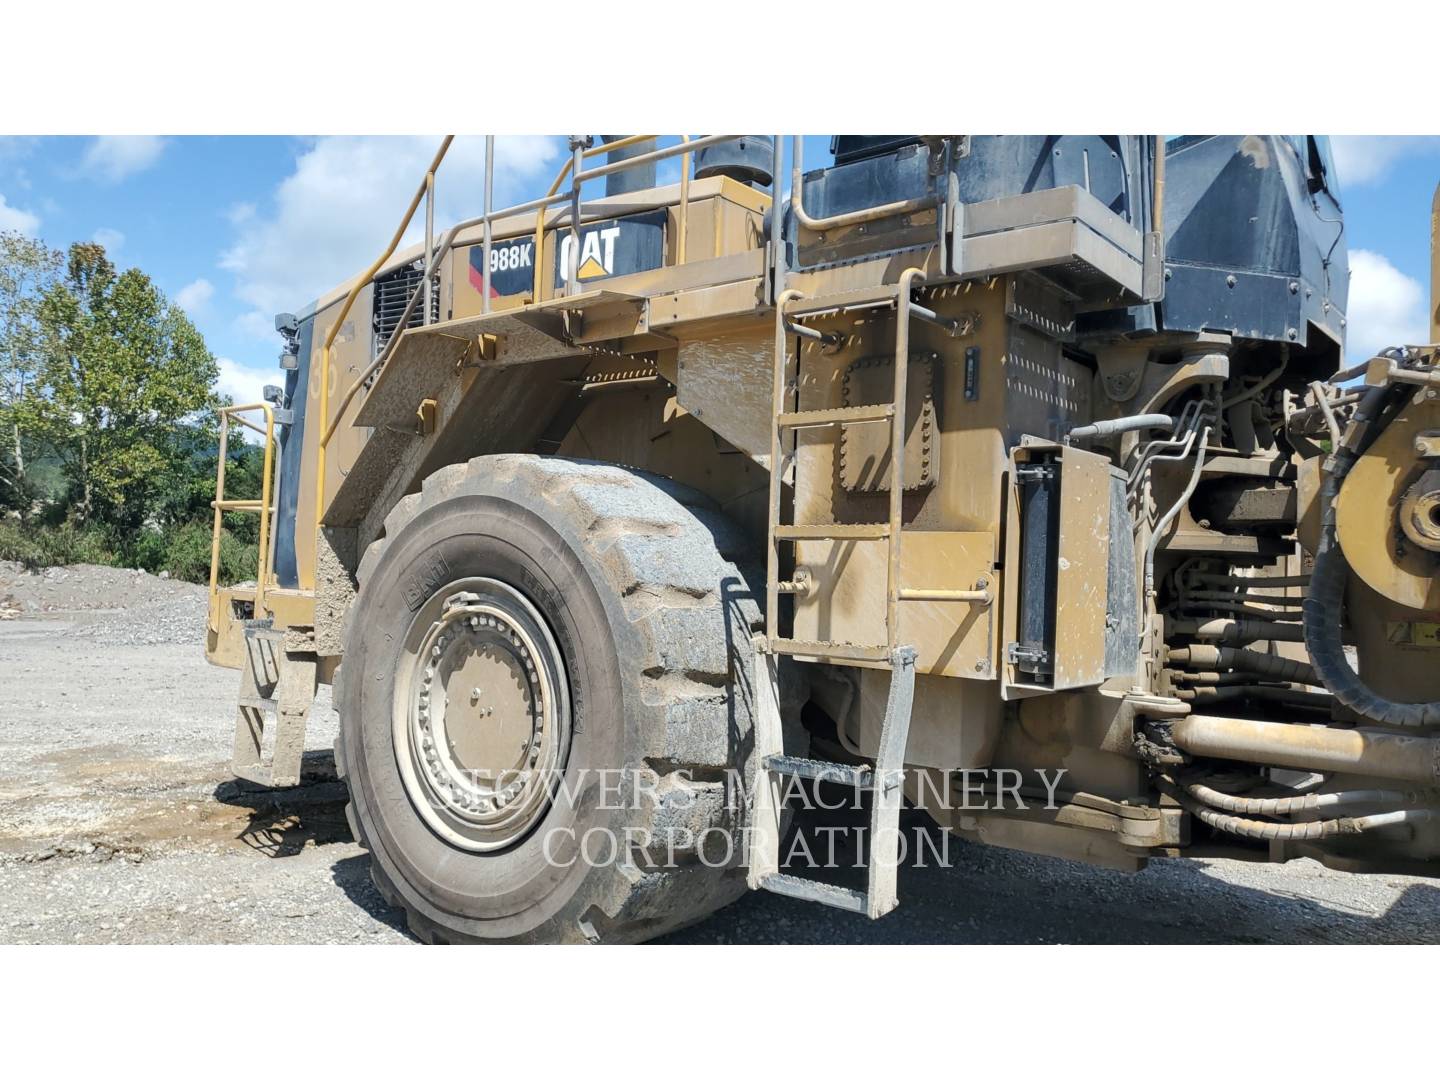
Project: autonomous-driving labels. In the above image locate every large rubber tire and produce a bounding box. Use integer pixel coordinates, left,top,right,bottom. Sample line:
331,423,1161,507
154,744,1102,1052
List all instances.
335,455,767,943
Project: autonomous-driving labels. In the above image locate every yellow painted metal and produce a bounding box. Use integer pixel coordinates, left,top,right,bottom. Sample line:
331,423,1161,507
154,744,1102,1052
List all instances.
765,289,803,645
678,135,692,266
899,588,991,604
315,135,453,531
889,267,925,652
1050,445,1112,691
1432,181,1439,341
1336,395,1440,611
531,135,663,299
208,401,275,633
793,531,997,678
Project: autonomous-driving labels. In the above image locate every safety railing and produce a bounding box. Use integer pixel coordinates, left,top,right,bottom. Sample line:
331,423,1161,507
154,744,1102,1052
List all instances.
208,401,276,632
312,134,774,534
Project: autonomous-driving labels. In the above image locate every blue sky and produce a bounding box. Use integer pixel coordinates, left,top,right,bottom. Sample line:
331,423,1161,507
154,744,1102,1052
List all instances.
2,135,1438,408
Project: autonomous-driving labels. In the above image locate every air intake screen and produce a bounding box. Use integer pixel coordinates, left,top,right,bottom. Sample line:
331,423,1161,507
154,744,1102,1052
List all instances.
372,261,440,356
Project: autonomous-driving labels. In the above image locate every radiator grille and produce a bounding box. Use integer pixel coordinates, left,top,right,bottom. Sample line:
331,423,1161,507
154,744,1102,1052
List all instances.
372,261,440,357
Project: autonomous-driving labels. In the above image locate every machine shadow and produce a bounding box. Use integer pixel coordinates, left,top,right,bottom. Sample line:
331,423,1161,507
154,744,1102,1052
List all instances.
212,749,353,858
329,854,416,938
661,800,1440,944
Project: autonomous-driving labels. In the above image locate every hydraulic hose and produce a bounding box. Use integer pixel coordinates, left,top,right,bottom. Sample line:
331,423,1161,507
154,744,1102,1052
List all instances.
1067,414,1176,444
1169,618,1306,644
1157,777,1433,841
1303,385,1440,728
1171,685,1330,711
1180,779,1425,816
1167,645,1318,686
1144,423,1212,599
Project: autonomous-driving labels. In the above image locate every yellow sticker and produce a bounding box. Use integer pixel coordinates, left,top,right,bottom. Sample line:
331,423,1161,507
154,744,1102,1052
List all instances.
1386,621,1440,647
577,255,609,281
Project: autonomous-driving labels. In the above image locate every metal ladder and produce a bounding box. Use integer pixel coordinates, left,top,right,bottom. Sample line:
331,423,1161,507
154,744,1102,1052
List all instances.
747,267,936,919
232,625,315,788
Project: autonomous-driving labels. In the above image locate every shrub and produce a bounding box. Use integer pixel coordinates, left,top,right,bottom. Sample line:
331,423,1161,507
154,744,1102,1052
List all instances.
0,520,117,570
160,519,258,586
0,517,257,586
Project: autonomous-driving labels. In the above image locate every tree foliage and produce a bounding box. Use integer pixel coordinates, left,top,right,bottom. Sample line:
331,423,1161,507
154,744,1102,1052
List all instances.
0,234,260,584
26,242,221,529
0,230,62,513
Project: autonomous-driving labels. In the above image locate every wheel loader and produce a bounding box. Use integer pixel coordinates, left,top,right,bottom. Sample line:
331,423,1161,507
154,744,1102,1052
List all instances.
203,134,1440,943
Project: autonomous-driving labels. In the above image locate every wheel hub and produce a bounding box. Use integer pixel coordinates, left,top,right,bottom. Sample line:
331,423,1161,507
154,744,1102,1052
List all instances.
394,578,570,851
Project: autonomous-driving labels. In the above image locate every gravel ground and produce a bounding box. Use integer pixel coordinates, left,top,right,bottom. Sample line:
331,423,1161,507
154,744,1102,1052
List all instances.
3,561,1439,945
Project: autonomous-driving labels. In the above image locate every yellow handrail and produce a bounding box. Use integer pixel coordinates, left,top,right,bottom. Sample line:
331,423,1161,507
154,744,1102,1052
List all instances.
209,401,276,632
314,135,453,533
314,134,729,533
530,135,663,298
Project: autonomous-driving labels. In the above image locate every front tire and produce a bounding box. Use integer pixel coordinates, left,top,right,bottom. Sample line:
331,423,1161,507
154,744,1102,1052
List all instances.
335,455,766,943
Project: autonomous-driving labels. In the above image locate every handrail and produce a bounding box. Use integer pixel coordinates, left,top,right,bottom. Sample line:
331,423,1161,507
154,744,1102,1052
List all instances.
314,136,452,532
790,135,938,233
209,401,276,632
677,136,692,265
531,134,660,299
318,135,735,458
312,134,746,531
574,134,737,184
319,186,574,453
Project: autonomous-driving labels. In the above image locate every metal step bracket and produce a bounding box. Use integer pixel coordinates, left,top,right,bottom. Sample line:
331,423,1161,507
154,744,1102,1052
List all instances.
747,639,917,918
232,629,316,788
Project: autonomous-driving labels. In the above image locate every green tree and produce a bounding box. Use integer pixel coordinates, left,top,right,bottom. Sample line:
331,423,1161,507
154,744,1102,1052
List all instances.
30,243,220,529
0,230,62,514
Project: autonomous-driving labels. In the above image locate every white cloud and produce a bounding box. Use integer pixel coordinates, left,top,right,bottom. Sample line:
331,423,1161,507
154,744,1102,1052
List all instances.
175,277,214,314
0,192,39,235
91,226,125,254
225,201,256,226
78,136,167,183
1345,249,1429,364
1330,136,1440,188
0,137,37,164
232,310,275,341
221,135,562,338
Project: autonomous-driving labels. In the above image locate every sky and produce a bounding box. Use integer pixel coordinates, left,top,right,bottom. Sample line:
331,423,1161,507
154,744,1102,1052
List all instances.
1,135,1437,410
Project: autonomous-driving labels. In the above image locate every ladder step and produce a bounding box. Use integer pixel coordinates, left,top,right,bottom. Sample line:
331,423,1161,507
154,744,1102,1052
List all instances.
764,754,873,788
777,403,894,431
769,638,891,663
783,284,902,320
898,587,991,603
773,523,891,541
756,873,869,915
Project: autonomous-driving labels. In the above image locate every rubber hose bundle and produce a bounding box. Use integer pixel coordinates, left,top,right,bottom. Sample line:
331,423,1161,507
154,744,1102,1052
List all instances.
1302,386,1440,729
1157,777,1432,842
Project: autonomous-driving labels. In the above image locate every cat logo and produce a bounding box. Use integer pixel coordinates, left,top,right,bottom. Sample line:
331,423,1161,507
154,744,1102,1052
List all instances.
469,210,667,298
552,210,666,290
558,225,622,283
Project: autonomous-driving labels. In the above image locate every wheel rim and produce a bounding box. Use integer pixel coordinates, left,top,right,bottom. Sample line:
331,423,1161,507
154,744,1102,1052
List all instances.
393,576,571,852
